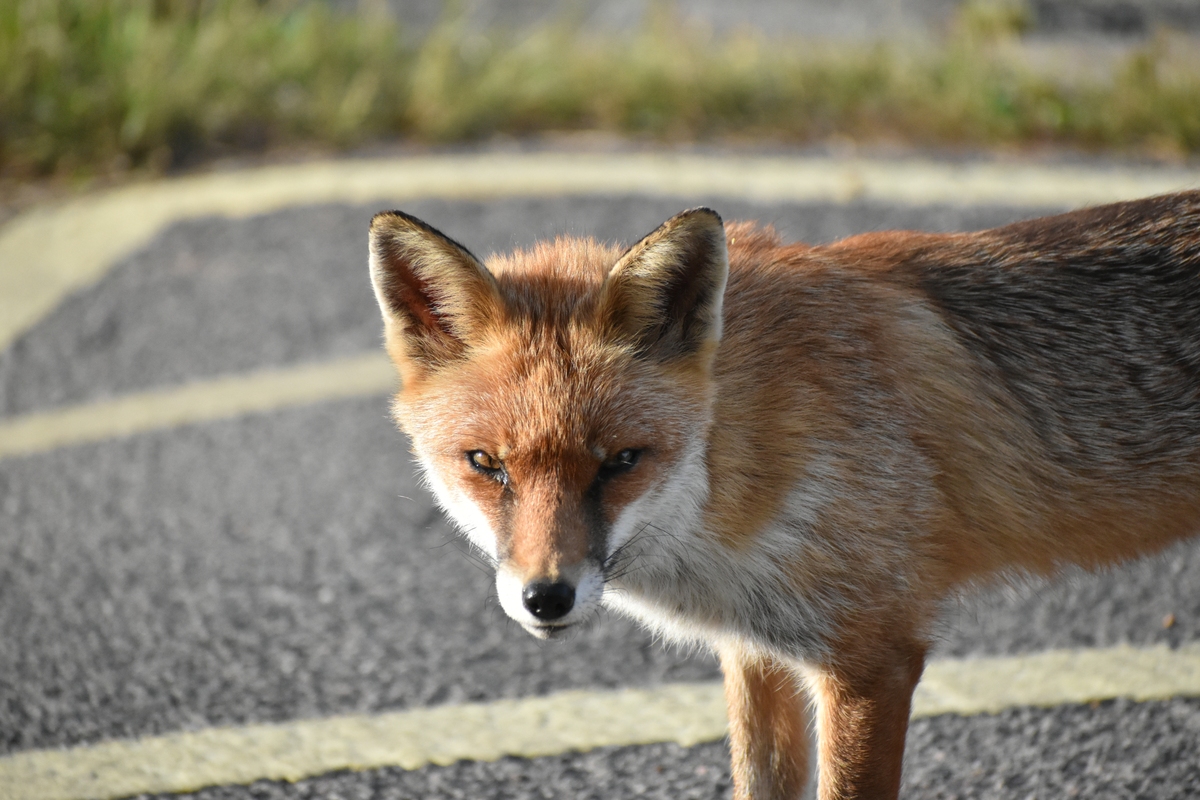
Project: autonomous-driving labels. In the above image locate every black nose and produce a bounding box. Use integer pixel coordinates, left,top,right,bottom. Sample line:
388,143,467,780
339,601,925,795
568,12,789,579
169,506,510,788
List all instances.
522,581,575,621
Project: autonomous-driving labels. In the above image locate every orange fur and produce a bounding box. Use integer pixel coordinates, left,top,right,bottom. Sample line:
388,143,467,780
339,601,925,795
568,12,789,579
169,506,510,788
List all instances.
722,648,814,800
370,194,1200,799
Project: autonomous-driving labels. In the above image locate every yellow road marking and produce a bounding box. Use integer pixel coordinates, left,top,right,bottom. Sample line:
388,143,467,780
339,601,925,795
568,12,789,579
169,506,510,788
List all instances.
0,353,395,459
3,153,1199,353
0,643,1197,800
914,642,1200,715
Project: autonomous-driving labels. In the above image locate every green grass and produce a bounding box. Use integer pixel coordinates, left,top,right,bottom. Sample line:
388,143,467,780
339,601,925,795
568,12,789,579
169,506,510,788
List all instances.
2,0,1199,181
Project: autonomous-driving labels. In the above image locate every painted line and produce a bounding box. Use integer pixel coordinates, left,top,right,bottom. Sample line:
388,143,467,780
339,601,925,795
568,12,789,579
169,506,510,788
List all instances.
0,643,1197,800
0,353,395,459
4,152,1200,353
0,683,728,800
914,641,1200,716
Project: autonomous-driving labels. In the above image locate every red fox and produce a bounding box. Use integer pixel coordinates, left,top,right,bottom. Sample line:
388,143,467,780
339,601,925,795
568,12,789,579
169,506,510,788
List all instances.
368,192,1200,799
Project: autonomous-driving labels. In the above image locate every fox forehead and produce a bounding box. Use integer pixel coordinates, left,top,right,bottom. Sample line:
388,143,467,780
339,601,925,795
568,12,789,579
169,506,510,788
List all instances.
401,323,697,461
485,236,625,293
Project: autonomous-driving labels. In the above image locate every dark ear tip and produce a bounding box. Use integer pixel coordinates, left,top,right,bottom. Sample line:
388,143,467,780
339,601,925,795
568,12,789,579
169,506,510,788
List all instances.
676,207,723,226
371,209,422,233
368,211,487,273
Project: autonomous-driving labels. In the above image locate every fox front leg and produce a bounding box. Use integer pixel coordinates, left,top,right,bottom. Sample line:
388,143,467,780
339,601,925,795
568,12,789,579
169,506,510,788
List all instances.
720,649,814,800
808,644,927,800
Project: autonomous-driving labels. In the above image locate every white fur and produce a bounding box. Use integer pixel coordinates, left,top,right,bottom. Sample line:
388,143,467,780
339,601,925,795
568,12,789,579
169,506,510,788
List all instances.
603,444,844,663
495,566,531,626
604,436,710,560
415,454,499,562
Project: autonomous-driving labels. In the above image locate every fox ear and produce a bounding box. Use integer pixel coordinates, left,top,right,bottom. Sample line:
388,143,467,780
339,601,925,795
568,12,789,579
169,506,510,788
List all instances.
369,210,501,380
599,207,728,361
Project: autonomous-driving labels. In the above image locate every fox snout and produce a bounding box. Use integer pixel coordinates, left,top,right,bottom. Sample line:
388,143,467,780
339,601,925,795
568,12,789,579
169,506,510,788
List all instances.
495,560,607,639
522,581,575,620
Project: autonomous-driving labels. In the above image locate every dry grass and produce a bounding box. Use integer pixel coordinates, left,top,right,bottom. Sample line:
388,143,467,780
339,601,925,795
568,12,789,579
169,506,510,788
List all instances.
2,0,1198,181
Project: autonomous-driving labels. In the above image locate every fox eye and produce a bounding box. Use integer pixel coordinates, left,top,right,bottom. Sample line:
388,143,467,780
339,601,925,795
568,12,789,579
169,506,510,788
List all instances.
467,450,503,477
598,448,641,479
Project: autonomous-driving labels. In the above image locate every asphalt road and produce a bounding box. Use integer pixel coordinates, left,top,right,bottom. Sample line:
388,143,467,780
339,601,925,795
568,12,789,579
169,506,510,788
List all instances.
2,190,1199,798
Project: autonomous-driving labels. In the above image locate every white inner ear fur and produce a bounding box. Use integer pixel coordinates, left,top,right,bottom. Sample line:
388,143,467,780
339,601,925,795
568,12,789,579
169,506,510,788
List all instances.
705,242,729,343
620,229,729,344
367,248,397,324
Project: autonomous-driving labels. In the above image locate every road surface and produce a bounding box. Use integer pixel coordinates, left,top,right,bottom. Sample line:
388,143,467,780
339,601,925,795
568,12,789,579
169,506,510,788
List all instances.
1,152,1199,799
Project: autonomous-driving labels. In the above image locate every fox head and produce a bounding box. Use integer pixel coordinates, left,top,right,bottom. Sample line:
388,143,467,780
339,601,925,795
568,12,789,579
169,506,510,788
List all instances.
369,208,728,638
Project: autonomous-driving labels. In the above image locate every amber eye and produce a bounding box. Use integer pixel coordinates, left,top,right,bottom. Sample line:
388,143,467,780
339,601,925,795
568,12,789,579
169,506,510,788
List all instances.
466,450,507,484
467,450,502,471
598,448,641,480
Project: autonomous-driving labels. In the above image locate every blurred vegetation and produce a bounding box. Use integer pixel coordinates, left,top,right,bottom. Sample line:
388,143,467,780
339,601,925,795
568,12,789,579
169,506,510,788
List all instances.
2,0,1199,181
